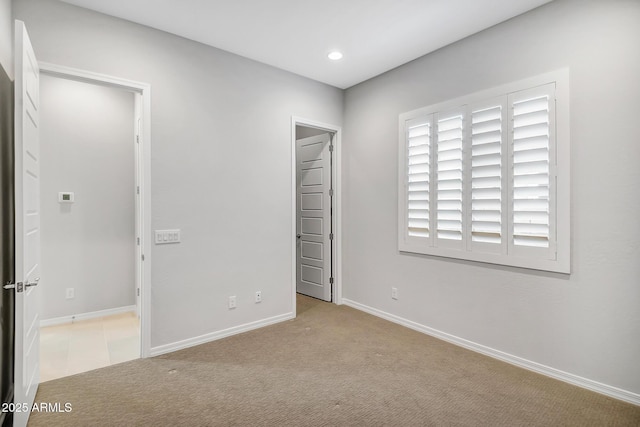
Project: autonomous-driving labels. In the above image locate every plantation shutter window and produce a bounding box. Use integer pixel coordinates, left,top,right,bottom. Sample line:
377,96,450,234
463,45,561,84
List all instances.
398,71,568,273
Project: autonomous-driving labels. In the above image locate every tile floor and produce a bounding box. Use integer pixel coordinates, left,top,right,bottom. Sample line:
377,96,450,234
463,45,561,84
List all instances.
40,311,140,383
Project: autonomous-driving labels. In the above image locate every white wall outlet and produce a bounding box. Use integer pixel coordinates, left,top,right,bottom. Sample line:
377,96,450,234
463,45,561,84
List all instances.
255,291,262,303
391,287,398,300
228,296,237,309
66,288,75,299
154,229,181,245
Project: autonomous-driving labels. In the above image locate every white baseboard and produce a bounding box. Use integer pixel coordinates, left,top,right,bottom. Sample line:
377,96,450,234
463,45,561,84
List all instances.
150,312,295,357
342,298,640,406
40,305,137,327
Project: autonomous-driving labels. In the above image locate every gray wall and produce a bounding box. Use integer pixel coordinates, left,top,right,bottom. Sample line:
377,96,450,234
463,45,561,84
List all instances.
39,74,135,320
0,0,11,79
343,0,640,395
295,125,329,140
13,0,343,348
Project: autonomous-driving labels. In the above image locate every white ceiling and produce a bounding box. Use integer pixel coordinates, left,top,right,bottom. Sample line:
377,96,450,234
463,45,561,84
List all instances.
60,0,553,89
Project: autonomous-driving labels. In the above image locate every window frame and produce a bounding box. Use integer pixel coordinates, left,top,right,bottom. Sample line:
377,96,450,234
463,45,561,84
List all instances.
398,70,570,273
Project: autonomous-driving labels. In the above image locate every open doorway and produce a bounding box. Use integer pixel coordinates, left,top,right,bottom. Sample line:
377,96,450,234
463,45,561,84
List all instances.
36,65,150,381
292,118,342,312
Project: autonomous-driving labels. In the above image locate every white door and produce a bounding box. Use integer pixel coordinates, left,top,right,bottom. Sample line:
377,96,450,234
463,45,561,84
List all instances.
296,134,332,301
13,20,40,427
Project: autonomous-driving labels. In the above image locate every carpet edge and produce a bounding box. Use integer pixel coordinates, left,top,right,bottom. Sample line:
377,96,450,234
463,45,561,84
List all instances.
342,298,640,407
149,311,295,356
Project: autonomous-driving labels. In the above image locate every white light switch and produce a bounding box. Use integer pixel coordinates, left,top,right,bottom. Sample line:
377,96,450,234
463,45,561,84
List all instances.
155,229,181,244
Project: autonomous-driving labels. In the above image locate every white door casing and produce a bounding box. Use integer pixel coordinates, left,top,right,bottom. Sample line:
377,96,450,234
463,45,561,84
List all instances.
38,62,152,357
134,115,142,318
296,134,332,301
14,20,41,426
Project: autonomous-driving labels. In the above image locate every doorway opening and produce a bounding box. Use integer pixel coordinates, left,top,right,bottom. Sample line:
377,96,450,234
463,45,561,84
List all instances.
291,117,342,314
37,63,151,380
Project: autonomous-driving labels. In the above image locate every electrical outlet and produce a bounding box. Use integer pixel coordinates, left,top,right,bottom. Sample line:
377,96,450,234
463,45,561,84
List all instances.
228,296,237,309
255,291,262,303
66,288,75,299
391,287,398,300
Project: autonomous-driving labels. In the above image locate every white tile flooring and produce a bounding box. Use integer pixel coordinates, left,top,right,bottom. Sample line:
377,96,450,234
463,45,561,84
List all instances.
39,312,140,383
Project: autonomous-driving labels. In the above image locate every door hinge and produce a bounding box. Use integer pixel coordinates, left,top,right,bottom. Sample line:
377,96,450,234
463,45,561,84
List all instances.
141,254,145,261
329,277,334,285
137,237,140,245
329,233,334,240
4,281,24,292
137,288,140,297
137,186,140,195
329,145,334,152
136,135,140,144
329,189,334,197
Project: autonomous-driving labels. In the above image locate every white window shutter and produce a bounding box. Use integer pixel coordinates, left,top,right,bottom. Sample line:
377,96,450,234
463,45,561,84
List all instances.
470,101,506,252
398,71,567,272
406,118,432,239
509,83,555,256
436,110,464,247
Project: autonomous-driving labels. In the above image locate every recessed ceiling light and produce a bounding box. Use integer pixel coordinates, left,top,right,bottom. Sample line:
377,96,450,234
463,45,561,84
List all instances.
328,51,343,61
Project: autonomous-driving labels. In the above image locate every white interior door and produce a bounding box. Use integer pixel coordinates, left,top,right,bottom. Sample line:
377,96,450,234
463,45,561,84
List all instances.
13,20,40,427
296,134,332,301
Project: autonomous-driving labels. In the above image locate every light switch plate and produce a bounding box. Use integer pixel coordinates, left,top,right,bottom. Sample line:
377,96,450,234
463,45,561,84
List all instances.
155,229,181,244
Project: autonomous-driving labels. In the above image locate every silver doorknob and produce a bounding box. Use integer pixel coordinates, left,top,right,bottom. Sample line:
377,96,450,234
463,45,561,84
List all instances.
25,277,40,288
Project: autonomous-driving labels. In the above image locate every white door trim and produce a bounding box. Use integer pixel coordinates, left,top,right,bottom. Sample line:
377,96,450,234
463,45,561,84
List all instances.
291,117,343,313
38,62,152,358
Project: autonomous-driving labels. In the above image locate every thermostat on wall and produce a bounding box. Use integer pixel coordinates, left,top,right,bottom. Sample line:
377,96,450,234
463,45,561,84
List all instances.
58,192,75,203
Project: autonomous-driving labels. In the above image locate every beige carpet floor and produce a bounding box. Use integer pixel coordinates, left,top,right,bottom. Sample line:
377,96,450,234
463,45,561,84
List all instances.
29,294,640,426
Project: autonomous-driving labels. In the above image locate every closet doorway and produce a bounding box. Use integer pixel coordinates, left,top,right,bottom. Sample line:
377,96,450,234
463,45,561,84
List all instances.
292,118,342,311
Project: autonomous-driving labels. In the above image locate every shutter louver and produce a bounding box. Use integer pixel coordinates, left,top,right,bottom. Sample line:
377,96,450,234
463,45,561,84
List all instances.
437,114,463,241
407,121,431,238
512,95,550,248
471,105,502,244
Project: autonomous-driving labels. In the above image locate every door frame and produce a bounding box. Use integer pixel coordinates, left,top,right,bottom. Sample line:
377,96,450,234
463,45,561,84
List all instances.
38,62,152,357
291,117,342,312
